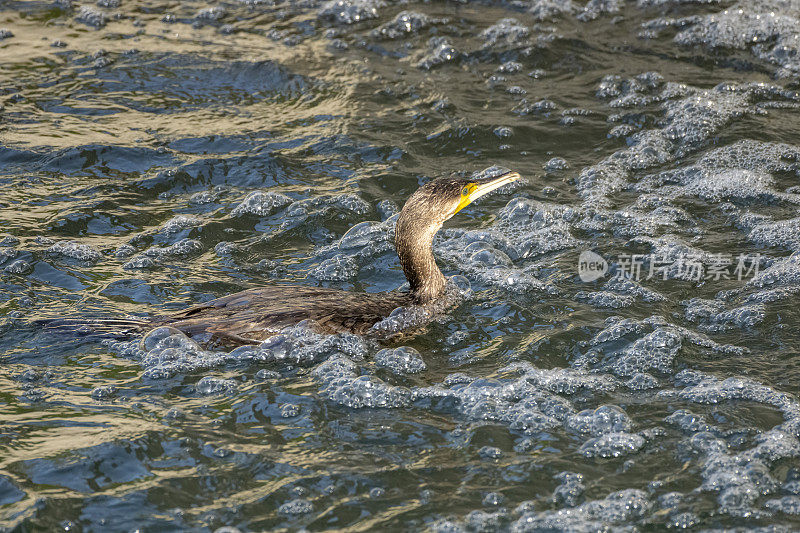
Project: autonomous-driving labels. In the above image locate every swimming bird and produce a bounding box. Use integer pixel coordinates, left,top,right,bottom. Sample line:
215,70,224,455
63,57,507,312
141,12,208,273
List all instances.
46,171,521,344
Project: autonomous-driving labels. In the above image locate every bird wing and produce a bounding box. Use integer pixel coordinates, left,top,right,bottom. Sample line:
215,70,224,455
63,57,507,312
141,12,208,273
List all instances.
159,285,410,342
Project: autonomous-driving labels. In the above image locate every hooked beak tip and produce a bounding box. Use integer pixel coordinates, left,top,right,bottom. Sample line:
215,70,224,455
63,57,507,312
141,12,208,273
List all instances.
473,170,523,196
455,170,523,214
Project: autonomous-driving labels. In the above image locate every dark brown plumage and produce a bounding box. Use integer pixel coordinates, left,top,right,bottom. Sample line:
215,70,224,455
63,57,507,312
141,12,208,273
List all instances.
44,171,521,344
150,285,412,343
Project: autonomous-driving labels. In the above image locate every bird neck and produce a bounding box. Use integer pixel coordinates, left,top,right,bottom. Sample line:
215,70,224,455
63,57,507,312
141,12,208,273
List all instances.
395,212,446,304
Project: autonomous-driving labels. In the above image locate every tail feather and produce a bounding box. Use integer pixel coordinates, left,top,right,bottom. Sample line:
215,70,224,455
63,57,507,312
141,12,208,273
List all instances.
37,317,152,338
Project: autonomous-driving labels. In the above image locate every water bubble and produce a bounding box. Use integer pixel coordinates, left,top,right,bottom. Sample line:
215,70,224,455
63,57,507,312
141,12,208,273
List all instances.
4,259,31,274
318,0,383,25
161,215,200,234
482,492,505,506
566,405,632,435
418,37,459,70
374,346,426,374
480,18,530,48
373,11,432,39
48,241,102,263
231,192,291,217
255,369,281,381
278,498,313,515
195,377,237,396
140,327,191,352
543,157,569,171
91,386,118,400
553,472,585,507
195,6,226,21
308,254,358,281
478,446,502,460
279,403,300,417
579,432,645,458
76,6,107,27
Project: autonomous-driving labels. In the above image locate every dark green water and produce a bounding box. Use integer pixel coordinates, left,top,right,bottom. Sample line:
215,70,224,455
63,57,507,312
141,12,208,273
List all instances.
2,0,800,530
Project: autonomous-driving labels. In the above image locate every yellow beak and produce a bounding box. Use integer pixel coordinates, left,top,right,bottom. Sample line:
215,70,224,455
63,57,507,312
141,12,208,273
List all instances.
454,171,522,214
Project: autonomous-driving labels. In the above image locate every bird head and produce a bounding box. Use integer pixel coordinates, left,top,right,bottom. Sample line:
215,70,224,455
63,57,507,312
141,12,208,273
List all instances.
402,170,523,225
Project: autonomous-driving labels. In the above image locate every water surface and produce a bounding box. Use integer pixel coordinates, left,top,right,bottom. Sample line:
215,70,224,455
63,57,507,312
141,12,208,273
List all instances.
2,0,800,530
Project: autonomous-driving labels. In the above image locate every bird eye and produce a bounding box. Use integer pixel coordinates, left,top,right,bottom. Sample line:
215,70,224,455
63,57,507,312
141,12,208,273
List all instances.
462,186,470,196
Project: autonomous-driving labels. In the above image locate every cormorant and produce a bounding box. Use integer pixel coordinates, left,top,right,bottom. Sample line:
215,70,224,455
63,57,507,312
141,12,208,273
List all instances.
46,171,521,344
